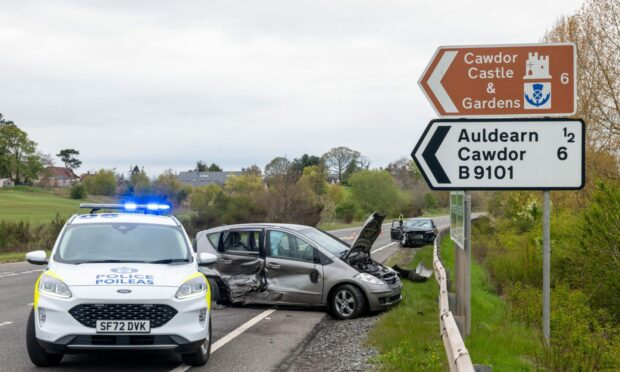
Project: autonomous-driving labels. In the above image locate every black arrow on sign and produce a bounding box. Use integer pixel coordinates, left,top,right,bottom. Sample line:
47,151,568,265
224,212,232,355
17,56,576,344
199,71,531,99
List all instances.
422,126,450,184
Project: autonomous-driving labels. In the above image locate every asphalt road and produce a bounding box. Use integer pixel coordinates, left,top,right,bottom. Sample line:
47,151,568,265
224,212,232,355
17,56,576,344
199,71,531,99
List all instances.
0,216,449,371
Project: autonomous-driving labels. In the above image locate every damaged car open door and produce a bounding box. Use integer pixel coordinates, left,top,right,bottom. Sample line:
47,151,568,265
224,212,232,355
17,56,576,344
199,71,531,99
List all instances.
264,230,324,305
216,229,266,302
390,220,402,241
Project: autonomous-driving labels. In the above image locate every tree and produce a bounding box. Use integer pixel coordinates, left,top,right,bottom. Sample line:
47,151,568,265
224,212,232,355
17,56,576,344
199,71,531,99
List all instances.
195,160,207,172
242,164,262,176
56,149,82,170
208,163,223,172
386,157,421,189
153,169,188,206
348,170,402,216
291,154,321,175
129,168,151,196
224,174,265,198
544,0,620,155
0,116,39,183
322,147,360,183
84,169,117,196
301,165,327,195
265,157,291,179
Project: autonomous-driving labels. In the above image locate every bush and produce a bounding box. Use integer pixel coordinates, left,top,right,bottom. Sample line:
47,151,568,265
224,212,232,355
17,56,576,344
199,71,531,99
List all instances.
69,184,87,199
423,192,438,210
506,284,620,370
335,200,359,223
0,214,66,253
348,170,401,215
84,169,117,196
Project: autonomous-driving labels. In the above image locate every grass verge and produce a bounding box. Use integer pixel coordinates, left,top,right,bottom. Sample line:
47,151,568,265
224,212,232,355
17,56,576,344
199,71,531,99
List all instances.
368,234,541,371
439,236,541,370
367,245,446,371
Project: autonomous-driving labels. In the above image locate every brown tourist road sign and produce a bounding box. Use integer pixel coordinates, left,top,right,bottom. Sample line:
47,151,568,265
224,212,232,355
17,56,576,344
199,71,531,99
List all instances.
418,43,576,117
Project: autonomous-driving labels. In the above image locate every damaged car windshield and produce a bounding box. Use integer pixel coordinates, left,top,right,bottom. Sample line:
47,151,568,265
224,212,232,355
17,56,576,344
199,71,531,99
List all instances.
299,228,349,256
404,220,432,229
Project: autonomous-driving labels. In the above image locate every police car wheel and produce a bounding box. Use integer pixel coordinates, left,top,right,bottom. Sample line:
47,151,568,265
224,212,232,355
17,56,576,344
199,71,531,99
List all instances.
26,309,63,367
181,318,212,366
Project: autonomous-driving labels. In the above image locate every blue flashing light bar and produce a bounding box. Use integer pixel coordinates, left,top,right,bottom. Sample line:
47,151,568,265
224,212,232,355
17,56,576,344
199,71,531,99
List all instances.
80,203,172,214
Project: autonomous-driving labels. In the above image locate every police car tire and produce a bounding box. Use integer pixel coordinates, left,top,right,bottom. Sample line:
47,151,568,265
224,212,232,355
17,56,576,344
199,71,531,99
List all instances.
207,277,220,305
26,309,63,367
181,318,212,366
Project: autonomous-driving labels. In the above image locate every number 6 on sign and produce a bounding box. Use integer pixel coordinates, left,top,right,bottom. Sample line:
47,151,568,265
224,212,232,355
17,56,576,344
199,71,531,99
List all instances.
557,147,567,160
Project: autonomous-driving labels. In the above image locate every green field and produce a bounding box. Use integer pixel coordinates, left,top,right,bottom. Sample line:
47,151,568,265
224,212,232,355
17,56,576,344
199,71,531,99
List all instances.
0,187,110,225
368,232,541,370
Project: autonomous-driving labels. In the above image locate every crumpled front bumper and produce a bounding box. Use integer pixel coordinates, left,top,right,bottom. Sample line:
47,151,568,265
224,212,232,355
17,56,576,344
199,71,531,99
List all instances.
364,283,403,312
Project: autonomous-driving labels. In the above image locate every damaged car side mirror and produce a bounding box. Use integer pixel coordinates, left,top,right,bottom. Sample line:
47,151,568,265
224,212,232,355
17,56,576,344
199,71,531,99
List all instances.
197,252,217,266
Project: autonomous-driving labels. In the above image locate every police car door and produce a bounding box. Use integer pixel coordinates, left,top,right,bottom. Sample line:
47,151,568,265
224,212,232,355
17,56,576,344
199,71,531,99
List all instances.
264,229,323,305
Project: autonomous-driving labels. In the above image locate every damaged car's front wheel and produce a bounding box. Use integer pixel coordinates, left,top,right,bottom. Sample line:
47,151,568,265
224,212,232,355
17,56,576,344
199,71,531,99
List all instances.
329,284,367,320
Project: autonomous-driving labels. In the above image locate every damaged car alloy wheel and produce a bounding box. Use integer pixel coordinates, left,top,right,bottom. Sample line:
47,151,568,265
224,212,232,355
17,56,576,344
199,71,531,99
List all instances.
330,284,366,319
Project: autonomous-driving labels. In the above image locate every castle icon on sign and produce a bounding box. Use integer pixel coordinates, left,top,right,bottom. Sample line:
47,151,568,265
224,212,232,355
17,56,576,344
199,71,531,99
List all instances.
523,52,552,79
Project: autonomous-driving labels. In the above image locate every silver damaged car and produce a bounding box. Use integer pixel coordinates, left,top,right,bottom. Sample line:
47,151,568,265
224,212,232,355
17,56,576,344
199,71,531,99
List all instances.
196,212,402,319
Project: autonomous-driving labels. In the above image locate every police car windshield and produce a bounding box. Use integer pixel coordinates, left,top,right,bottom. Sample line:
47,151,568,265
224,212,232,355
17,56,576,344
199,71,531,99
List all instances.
55,223,191,264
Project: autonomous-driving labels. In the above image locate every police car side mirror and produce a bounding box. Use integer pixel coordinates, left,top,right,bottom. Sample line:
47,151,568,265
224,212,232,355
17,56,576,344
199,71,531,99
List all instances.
26,250,48,265
197,252,217,266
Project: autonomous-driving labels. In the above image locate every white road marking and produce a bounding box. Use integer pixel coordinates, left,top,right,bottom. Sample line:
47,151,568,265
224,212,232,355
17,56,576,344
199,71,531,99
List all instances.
28,303,34,306
170,308,277,372
0,269,43,279
0,322,13,327
371,242,397,253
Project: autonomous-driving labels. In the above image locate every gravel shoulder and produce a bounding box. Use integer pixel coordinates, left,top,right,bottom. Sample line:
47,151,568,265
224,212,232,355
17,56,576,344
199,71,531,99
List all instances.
277,314,379,372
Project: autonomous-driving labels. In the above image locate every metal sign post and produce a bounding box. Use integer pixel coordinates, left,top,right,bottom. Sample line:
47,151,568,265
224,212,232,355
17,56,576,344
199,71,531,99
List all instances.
542,191,551,345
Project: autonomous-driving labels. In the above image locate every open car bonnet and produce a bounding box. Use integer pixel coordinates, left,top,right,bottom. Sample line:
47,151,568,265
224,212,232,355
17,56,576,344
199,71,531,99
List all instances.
342,212,386,260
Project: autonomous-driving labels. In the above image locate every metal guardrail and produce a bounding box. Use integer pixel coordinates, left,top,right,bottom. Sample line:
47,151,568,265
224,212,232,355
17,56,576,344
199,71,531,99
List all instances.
433,227,475,372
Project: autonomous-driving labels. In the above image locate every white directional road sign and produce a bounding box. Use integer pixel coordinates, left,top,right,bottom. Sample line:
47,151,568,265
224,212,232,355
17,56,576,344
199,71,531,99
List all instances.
412,119,584,190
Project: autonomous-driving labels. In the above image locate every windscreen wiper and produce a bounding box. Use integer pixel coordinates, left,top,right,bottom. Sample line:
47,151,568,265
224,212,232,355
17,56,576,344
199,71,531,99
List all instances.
146,258,190,264
73,259,144,265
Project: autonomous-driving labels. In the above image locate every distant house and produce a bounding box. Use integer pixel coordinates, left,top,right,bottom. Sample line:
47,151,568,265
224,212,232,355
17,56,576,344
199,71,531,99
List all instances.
37,167,79,187
176,171,243,187
0,178,15,188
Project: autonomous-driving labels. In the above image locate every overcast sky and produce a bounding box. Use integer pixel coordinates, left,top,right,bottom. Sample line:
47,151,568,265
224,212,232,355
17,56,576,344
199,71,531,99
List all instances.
0,0,584,176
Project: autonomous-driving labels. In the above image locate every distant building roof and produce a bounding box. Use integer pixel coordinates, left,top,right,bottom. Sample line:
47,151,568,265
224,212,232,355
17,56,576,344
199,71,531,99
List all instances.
176,171,243,187
42,167,79,180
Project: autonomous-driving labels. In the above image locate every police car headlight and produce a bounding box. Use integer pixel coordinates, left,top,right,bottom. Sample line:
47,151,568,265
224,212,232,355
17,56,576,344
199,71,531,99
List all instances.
176,277,207,299
39,274,72,299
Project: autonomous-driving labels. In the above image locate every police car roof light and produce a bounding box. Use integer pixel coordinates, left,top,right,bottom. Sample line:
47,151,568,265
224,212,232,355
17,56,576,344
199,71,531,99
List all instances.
79,203,172,214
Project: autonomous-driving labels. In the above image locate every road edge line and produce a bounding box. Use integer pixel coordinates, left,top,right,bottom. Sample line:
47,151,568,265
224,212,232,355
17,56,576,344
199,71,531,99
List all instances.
170,308,276,372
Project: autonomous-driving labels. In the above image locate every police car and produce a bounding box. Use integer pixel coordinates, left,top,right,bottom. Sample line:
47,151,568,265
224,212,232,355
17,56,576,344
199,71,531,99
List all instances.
25,203,217,367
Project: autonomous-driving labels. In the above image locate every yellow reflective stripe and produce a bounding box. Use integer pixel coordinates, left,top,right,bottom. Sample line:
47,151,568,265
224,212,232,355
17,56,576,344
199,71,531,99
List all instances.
33,273,42,310
182,271,204,283
181,272,211,311
33,270,64,309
